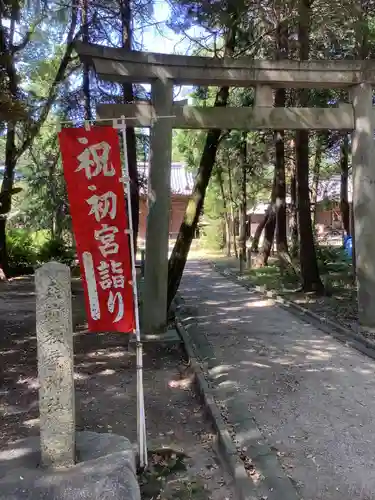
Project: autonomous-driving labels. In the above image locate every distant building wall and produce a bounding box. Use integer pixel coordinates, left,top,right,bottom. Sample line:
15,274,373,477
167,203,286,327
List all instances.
138,194,190,241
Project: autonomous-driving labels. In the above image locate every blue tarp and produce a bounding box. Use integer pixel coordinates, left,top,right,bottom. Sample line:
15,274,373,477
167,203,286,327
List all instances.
343,235,352,258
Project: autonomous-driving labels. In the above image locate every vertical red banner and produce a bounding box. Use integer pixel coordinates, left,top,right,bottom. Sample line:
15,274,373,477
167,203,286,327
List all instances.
58,126,135,333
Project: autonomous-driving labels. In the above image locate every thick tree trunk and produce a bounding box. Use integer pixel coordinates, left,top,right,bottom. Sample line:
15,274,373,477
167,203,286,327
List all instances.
296,0,324,293
0,218,7,279
340,133,350,235
259,173,277,266
120,0,139,250
167,91,230,309
311,133,324,228
260,210,276,266
290,169,298,257
0,123,17,274
167,9,239,309
251,209,269,252
217,167,231,256
227,164,238,258
238,133,247,262
224,216,231,256
274,15,290,266
274,120,287,253
82,0,91,121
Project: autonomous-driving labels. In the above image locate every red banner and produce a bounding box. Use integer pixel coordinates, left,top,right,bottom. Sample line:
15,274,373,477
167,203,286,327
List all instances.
58,126,135,333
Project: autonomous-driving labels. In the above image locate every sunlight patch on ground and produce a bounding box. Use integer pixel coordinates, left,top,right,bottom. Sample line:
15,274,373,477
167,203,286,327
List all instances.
241,360,271,369
98,368,116,376
245,299,272,308
87,349,126,359
204,300,225,306
23,418,39,428
0,447,32,461
17,376,39,390
305,350,332,361
209,364,233,376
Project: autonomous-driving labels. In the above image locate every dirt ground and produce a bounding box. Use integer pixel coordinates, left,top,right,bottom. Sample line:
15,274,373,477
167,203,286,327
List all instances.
0,276,233,500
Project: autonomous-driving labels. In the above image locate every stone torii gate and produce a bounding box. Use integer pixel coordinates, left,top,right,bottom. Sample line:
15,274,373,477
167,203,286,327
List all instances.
74,41,375,333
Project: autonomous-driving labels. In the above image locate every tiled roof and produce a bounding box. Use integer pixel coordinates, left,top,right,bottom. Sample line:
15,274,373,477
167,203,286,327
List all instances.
316,175,353,203
250,176,353,214
137,162,194,195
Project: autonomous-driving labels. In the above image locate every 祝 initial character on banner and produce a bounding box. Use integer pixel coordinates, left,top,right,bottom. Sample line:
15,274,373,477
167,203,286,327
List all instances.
76,137,115,179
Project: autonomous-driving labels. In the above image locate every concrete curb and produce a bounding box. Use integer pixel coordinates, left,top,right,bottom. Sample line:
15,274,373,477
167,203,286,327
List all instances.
174,295,300,500
174,314,257,500
211,262,375,362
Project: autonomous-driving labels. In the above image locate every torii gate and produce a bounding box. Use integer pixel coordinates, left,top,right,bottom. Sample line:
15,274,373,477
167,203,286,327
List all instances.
74,41,375,333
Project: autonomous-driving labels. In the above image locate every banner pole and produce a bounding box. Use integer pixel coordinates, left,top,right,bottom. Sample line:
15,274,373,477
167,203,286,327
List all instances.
116,116,147,469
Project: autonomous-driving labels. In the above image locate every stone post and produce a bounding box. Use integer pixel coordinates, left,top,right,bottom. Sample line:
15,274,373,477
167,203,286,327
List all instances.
143,79,173,333
351,83,375,328
35,262,75,468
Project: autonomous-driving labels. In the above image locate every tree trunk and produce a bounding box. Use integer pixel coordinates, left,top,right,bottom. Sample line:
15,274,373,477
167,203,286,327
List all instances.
167,7,239,309
167,94,231,309
119,0,139,251
290,168,298,257
238,133,247,262
251,209,269,252
260,210,276,266
311,133,324,228
259,173,276,266
82,0,92,121
274,12,290,266
296,0,324,293
340,133,350,235
227,163,238,258
274,117,287,253
0,218,7,280
0,12,17,274
217,167,231,256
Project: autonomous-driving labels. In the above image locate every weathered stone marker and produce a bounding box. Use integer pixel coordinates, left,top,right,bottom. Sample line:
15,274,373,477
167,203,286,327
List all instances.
35,262,75,469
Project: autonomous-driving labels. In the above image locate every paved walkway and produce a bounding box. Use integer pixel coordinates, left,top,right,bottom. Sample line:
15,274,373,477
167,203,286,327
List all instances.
180,260,375,500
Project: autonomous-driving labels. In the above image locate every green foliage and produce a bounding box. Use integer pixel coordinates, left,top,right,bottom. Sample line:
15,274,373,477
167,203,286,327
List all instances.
315,245,348,267
7,229,37,275
199,219,224,250
6,228,75,275
38,238,75,266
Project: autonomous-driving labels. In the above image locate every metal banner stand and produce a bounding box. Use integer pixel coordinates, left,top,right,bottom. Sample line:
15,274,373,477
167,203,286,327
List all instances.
57,118,148,469
113,116,147,469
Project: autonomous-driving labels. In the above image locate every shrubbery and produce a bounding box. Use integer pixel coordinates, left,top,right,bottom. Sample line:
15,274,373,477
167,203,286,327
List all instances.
6,229,76,276
199,219,225,250
7,229,37,275
38,238,75,266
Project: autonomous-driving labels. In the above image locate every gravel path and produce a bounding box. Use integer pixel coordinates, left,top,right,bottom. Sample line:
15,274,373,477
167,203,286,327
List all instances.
180,260,375,500
0,275,233,500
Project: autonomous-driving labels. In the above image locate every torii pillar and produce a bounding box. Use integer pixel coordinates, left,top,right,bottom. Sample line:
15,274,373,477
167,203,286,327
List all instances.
142,79,173,333
351,82,375,329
